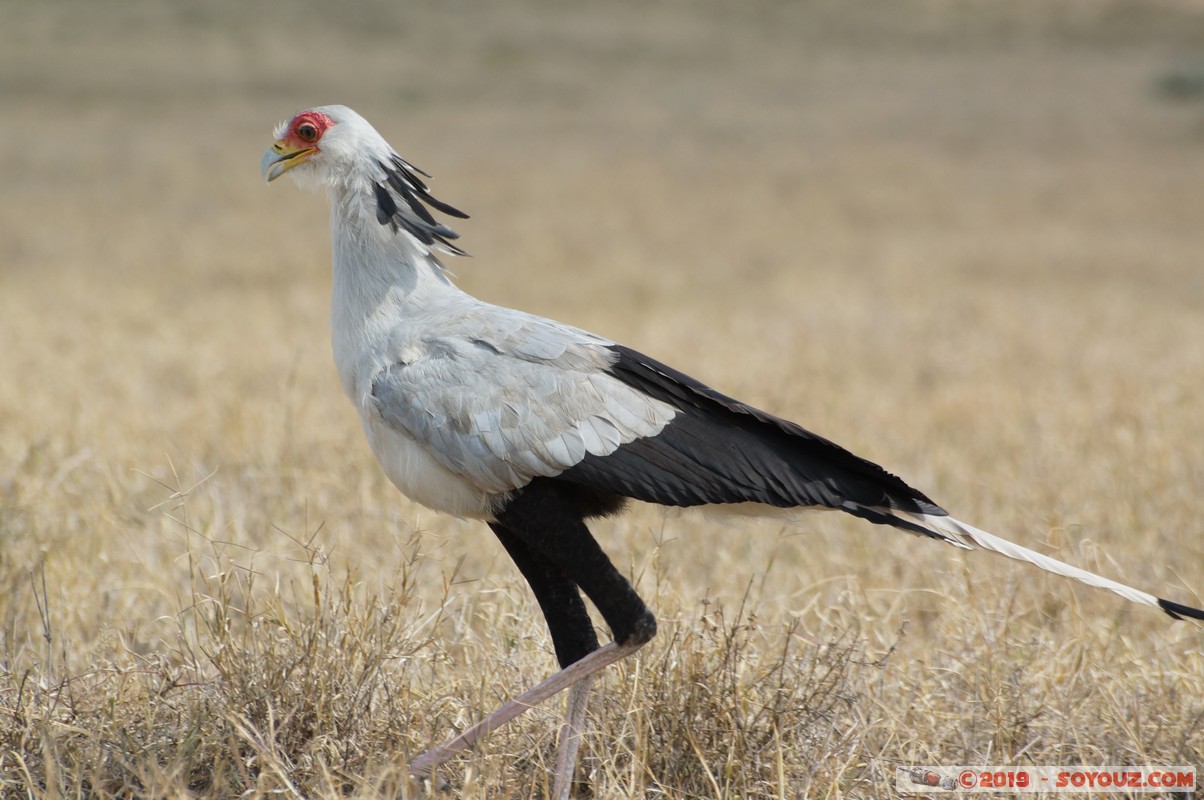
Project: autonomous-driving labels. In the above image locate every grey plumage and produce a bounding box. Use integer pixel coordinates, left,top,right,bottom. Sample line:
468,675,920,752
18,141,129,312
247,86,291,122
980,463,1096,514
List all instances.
370,313,676,500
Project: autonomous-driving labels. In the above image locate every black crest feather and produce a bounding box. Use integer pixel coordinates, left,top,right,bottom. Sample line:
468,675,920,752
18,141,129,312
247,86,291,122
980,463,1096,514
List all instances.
374,156,469,256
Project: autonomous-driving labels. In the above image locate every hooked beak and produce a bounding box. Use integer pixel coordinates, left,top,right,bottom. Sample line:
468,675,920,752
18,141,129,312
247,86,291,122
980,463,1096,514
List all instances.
261,140,315,182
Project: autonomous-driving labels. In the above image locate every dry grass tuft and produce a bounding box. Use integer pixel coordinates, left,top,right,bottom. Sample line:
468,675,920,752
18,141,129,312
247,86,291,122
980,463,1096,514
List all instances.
2,499,443,798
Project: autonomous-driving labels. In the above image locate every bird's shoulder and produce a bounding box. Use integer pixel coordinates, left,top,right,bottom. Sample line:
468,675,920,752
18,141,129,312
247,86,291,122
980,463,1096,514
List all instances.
381,302,616,371
366,303,676,494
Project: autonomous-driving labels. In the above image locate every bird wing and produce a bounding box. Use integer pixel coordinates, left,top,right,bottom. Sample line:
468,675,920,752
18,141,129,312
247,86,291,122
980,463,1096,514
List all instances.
556,345,950,528
557,347,1204,621
369,314,677,496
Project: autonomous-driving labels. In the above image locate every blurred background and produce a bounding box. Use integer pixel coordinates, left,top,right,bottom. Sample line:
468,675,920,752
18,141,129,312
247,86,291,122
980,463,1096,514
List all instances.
5,0,1203,581
5,0,1204,447
1,0,1203,794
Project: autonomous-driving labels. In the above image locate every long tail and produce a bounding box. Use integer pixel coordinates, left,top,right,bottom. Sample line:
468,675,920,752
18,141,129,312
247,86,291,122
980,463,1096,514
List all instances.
869,508,1203,621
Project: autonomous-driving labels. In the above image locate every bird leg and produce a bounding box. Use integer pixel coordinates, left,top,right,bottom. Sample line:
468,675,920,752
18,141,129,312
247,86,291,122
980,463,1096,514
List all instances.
409,640,643,782
552,675,595,800
411,487,655,791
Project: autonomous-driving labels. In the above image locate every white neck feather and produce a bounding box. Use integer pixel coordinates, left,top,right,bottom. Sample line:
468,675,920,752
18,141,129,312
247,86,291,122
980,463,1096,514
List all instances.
327,183,464,400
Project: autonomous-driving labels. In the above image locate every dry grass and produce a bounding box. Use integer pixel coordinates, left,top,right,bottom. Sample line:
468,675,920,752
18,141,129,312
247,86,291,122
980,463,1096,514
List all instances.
2,1,1204,797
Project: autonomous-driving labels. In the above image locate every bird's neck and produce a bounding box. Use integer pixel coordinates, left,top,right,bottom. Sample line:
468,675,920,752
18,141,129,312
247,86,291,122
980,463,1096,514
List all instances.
328,187,465,399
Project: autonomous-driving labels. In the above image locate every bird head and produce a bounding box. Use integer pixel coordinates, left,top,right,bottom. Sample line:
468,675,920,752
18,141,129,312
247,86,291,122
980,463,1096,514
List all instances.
263,105,470,255
262,105,392,191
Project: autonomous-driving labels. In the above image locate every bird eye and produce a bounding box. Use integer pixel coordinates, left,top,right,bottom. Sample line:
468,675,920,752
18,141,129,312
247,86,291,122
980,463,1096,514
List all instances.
296,122,319,143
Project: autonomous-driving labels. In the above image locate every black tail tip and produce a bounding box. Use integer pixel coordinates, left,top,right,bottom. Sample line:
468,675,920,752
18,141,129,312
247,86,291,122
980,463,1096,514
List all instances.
1158,597,1204,621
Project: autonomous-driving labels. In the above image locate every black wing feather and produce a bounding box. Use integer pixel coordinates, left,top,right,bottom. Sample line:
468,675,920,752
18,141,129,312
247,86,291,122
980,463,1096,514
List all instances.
557,345,946,519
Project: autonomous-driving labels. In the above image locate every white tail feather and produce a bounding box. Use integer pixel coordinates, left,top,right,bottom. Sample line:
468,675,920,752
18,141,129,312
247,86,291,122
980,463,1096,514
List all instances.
899,511,1162,612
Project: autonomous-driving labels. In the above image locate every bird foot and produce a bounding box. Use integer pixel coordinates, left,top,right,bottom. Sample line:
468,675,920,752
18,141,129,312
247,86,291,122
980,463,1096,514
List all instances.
409,639,645,787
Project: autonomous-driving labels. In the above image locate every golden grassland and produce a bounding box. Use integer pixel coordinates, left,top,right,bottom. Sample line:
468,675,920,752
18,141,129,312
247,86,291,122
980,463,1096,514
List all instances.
2,1,1203,797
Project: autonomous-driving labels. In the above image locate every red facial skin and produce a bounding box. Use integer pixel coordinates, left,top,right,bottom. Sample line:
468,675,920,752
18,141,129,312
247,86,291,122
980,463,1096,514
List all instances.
284,110,335,149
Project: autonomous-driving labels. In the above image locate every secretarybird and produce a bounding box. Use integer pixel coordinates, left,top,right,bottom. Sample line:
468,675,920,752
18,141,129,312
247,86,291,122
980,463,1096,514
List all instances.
262,105,1202,797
